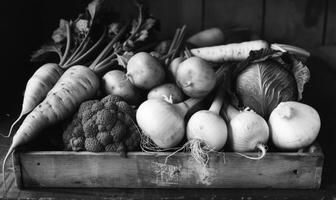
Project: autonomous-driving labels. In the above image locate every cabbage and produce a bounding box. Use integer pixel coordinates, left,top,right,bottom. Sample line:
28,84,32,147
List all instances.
231,49,310,119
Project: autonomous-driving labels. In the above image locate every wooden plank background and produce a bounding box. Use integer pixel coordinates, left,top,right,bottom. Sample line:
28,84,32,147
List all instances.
203,0,263,35
264,0,326,47
325,0,336,45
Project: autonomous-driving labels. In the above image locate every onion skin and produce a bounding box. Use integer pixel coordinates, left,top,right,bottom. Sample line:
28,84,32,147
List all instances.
136,99,185,148
268,101,320,150
228,110,269,152
187,111,227,150
176,57,216,98
127,52,165,90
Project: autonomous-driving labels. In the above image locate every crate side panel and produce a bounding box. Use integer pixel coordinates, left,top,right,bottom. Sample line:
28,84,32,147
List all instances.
19,152,322,188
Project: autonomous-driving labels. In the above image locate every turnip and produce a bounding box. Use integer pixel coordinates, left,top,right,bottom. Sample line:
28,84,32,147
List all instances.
176,56,216,98
225,105,269,160
186,84,228,165
136,98,201,148
268,101,320,150
126,52,165,90
147,83,184,103
102,70,141,105
137,65,228,149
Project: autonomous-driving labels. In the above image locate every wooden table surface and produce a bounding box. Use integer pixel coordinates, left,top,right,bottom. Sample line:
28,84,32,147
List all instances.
0,117,335,200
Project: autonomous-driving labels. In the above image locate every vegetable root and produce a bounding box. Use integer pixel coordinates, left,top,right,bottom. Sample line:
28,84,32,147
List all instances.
186,81,228,165
225,105,269,160
2,65,99,198
191,40,268,63
235,143,267,160
0,63,63,138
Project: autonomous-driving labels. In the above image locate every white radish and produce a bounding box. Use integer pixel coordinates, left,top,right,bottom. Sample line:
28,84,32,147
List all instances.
191,40,268,63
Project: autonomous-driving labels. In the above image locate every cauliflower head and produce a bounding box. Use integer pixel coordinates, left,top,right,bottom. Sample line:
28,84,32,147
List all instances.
63,95,140,155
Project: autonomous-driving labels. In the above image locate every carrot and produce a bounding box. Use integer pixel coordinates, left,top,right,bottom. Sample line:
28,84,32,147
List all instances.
2,65,99,198
187,27,225,47
0,63,63,138
190,40,269,63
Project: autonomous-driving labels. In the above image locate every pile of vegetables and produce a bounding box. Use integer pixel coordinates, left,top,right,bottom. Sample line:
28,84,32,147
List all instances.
1,0,322,197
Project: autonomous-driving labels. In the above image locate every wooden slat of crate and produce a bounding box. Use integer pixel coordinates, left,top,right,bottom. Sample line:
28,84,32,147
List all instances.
14,150,323,189
203,0,263,36
264,0,326,47
325,0,336,45
142,0,202,39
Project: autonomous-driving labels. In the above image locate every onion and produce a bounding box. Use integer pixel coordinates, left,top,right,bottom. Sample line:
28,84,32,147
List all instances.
186,86,228,165
268,101,320,150
225,105,269,159
136,98,201,148
176,57,216,98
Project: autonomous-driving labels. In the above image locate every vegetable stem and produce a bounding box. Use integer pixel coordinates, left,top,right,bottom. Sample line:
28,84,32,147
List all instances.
123,3,143,46
59,23,71,66
62,33,90,67
90,22,130,69
209,85,225,114
225,105,240,121
92,52,118,71
67,29,107,68
94,59,118,76
171,25,187,59
175,98,202,117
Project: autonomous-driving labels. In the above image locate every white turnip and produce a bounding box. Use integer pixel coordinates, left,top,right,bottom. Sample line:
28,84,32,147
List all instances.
147,83,184,103
225,105,269,160
268,101,320,150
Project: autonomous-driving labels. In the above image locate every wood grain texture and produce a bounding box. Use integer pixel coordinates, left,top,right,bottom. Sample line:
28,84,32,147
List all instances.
203,0,263,36
15,149,323,189
325,0,336,45
264,0,326,47
142,0,202,39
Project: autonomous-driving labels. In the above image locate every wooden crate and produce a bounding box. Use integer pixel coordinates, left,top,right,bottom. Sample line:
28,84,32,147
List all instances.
13,144,323,189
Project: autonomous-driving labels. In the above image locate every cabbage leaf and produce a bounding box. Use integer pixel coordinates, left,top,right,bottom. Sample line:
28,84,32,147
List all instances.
231,48,310,119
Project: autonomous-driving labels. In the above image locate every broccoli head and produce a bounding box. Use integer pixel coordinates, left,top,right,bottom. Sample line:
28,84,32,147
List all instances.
63,95,140,155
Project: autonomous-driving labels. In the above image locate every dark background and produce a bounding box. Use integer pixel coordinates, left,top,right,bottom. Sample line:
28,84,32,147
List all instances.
0,0,336,189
